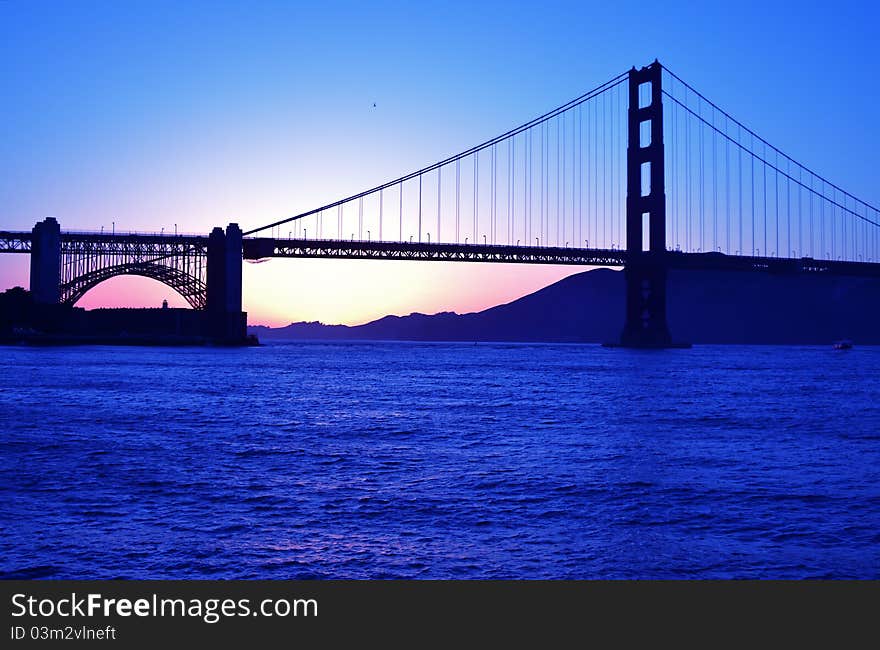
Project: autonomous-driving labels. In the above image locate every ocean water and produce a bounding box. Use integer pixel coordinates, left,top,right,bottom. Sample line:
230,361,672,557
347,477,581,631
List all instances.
0,341,878,579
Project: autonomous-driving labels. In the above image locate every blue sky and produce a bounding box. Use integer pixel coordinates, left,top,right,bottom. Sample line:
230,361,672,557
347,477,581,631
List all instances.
1,1,877,323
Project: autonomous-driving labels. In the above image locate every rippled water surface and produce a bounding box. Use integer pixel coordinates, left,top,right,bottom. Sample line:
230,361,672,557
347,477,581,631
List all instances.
1,342,879,579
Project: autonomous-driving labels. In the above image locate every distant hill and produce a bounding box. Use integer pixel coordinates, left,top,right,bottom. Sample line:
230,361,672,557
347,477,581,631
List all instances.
248,268,880,344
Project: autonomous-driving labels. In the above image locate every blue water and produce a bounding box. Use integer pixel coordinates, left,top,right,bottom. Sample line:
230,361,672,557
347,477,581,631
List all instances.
1,342,878,579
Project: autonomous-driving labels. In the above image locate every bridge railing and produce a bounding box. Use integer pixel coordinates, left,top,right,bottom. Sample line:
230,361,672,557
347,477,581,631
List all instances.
59,229,208,238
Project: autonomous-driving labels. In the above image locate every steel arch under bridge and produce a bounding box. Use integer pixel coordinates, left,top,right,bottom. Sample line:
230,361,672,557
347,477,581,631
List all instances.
58,233,209,309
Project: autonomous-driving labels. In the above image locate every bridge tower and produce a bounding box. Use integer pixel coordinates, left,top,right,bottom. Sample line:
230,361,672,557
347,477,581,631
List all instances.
206,223,246,341
619,61,676,347
29,217,61,305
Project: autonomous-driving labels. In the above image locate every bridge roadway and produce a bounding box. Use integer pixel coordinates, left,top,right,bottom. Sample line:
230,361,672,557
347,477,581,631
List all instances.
244,237,880,278
3,230,880,278
0,230,206,254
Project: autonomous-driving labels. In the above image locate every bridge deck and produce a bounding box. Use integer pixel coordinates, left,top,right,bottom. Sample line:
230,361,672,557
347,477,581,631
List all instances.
0,231,31,253
665,251,880,278
4,231,880,278
243,237,880,277
0,231,208,254
242,238,628,266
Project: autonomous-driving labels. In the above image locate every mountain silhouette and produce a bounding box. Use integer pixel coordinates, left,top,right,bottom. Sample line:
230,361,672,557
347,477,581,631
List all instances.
248,268,880,344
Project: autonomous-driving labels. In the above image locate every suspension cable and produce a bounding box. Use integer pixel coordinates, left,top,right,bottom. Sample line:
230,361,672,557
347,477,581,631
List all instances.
663,90,880,229
662,64,880,217
242,72,628,235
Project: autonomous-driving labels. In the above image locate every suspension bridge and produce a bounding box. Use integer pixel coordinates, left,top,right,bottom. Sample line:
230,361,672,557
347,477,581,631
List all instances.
2,61,879,345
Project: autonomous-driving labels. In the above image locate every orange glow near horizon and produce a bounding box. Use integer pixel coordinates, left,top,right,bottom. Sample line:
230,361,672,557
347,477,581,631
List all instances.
241,259,591,327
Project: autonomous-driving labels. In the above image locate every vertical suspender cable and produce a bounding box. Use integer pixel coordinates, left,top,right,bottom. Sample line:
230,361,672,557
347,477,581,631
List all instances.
578,103,583,246
762,146,767,255
671,92,676,248
819,180,824,258
711,104,716,251
610,88,615,247
686,87,691,252
562,112,566,245
725,116,730,253
699,95,704,251
474,151,479,243
831,188,835,259
750,139,755,254
737,125,742,254
524,131,529,245
456,158,460,243
557,115,561,245
593,95,604,248
539,122,544,244
509,137,513,244
774,151,779,256
797,167,802,256
601,93,606,248
492,144,497,244
437,166,441,243
807,174,816,257
526,129,535,246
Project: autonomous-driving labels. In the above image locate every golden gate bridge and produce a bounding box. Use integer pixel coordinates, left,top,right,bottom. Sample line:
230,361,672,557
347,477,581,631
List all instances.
2,61,879,345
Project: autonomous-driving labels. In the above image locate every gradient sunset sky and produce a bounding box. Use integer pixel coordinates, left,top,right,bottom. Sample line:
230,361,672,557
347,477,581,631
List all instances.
2,1,878,325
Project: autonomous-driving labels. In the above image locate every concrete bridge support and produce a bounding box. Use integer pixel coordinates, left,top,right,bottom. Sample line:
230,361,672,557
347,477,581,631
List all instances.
207,223,246,341
29,217,61,305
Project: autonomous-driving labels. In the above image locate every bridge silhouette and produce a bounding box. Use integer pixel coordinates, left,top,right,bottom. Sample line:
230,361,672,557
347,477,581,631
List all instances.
2,61,879,345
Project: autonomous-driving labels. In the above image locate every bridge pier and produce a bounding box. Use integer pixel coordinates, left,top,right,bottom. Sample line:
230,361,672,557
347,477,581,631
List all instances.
620,261,672,347
614,61,686,348
29,217,61,305
206,223,247,342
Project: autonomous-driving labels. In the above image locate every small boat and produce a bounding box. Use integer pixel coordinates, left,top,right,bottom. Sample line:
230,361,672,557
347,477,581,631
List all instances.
833,339,853,350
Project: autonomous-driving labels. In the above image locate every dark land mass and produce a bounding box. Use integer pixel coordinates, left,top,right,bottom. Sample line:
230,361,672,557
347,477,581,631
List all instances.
0,287,257,346
249,268,880,344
